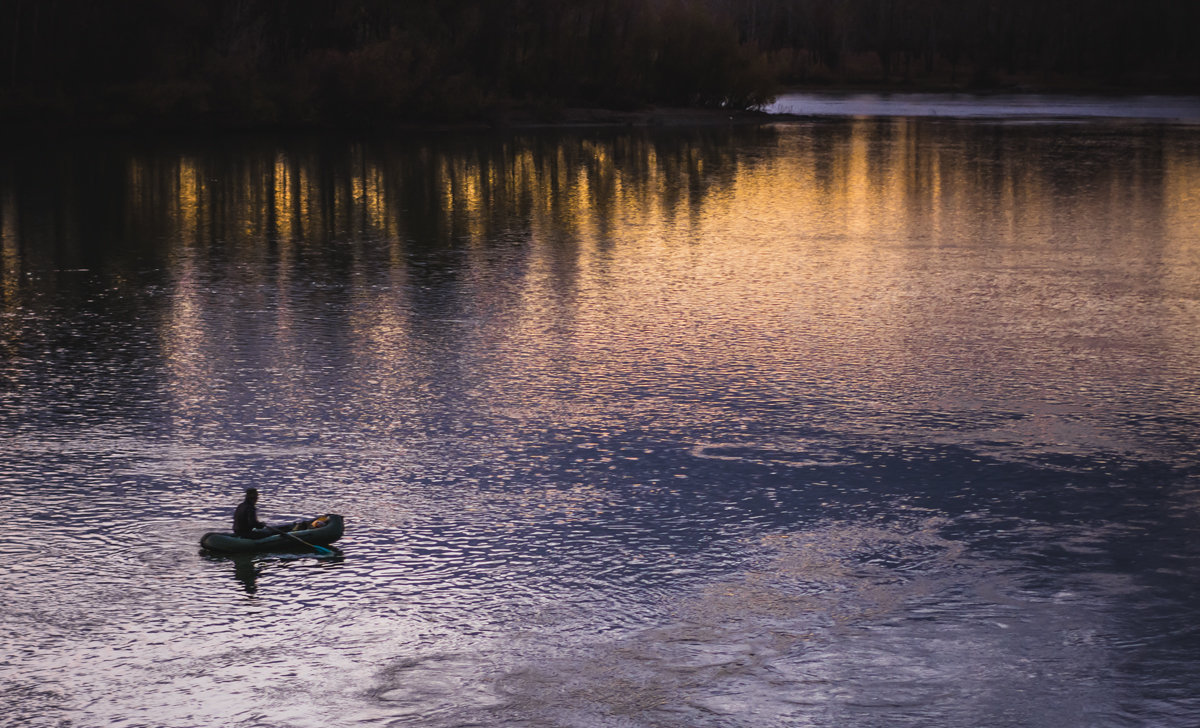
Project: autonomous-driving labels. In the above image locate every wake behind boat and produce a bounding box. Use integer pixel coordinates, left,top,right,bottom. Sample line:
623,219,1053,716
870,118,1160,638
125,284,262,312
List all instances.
201,514,344,554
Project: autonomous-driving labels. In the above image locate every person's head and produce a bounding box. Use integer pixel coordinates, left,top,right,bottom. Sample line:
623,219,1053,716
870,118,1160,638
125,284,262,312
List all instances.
244,488,258,503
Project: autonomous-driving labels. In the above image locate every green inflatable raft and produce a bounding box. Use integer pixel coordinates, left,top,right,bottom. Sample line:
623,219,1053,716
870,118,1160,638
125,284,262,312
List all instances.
201,514,344,554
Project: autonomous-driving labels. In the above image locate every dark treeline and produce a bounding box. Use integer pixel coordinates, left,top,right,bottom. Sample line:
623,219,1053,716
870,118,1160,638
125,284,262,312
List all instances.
2,0,1196,129
731,0,1200,90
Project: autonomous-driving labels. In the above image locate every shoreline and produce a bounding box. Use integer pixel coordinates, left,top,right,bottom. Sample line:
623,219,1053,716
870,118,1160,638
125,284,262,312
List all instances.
0,106,783,138
5,89,1199,137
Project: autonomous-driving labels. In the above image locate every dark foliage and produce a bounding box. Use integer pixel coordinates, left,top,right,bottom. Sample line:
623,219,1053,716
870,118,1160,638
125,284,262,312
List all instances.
718,0,1200,90
0,0,1195,129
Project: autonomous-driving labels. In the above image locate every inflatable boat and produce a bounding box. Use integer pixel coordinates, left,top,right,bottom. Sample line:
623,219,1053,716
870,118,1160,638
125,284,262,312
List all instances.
201,514,344,554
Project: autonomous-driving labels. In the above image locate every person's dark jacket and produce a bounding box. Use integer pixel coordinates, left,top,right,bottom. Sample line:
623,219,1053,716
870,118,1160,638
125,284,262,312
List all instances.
234,499,265,537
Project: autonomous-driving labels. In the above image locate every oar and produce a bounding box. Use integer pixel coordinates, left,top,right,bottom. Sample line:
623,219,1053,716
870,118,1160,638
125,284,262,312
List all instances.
268,526,335,556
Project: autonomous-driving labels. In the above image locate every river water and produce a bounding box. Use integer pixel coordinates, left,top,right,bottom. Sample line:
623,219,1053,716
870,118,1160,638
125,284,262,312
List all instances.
2,110,1199,727
767,92,1200,121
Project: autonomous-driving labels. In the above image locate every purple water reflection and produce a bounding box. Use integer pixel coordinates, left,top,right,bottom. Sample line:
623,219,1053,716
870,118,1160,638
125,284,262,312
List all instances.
768,92,1200,121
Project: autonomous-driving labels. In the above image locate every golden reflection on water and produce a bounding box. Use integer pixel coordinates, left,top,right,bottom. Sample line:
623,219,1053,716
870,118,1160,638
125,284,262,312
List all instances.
1,191,17,299
1166,144,1200,251
1,121,1198,431
104,121,1164,265
92,123,1191,423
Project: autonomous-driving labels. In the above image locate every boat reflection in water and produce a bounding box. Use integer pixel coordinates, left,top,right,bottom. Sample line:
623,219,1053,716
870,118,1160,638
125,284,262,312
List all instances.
203,551,348,595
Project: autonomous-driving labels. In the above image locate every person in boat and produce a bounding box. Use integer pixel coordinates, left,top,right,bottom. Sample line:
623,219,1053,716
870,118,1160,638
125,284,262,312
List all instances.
233,488,269,539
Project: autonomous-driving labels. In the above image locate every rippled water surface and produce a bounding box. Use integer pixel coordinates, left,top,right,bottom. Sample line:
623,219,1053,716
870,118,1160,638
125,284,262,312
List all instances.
2,117,1199,727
